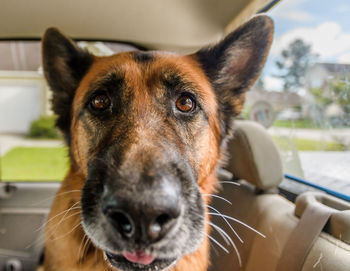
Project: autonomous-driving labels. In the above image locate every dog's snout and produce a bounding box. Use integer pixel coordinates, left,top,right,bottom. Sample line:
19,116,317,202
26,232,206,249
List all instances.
146,197,181,241
102,206,135,238
102,182,181,243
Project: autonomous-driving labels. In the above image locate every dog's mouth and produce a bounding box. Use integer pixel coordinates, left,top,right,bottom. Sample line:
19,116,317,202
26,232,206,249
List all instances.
105,250,177,271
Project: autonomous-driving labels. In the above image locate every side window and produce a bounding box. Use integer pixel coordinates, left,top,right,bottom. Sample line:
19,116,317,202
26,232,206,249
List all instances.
244,0,350,196
0,41,135,182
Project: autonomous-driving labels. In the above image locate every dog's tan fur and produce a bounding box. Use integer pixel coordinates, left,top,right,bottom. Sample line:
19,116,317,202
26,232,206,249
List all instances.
43,15,273,271
44,54,218,271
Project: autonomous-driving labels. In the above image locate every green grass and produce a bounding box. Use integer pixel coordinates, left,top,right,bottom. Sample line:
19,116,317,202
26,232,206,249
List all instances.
0,137,345,182
27,115,62,139
273,119,321,129
273,137,345,151
1,147,69,181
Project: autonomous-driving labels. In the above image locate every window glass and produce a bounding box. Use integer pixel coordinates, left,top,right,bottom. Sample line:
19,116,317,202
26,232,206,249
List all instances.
1,1,349,193
0,41,136,181
244,0,350,195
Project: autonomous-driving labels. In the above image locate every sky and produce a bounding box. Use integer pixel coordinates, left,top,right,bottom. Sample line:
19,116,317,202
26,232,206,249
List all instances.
262,0,350,91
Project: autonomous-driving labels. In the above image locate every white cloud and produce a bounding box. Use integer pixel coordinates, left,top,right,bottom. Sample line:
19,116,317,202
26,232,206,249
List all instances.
270,0,313,22
271,22,350,62
263,75,284,91
273,10,312,22
338,53,350,64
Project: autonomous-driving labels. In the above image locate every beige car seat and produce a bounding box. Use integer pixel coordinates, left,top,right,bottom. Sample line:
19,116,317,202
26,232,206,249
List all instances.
209,120,350,271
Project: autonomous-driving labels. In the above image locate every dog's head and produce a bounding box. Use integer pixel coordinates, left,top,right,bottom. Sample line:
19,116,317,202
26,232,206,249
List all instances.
42,16,273,271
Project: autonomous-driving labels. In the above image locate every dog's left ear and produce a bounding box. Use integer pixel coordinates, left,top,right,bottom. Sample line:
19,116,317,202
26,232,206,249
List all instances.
42,28,93,143
194,15,274,134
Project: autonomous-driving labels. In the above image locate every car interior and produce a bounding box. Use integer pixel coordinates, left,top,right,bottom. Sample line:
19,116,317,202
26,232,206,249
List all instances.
0,0,350,270
209,120,350,271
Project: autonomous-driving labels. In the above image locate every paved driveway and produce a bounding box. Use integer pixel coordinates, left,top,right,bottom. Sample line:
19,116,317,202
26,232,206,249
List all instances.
299,151,350,195
269,127,350,194
269,127,350,146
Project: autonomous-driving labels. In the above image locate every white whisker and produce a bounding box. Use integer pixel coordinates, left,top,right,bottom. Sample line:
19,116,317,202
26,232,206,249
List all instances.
202,194,232,205
208,221,242,267
210,241,219,256
46,210,81,238
49,201,80,227
31,190,81,206
44,202,81,244
25,209,81,249
50,222,81,242
36,204,81,232
208,213,265,238
206,221,230,246
81,234,91,263
78,233,88,264
25,233,45,249
218,181,240,186
203,232,229,254
206,205,243,243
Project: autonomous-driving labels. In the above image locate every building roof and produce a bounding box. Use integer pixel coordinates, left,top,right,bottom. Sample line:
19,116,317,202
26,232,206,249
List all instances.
312,62,350,75
0,41,137,71
246,88,303,110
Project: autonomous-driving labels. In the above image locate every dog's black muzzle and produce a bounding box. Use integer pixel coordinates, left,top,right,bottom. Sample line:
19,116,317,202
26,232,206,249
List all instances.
81,147,201,271
101,173,182,245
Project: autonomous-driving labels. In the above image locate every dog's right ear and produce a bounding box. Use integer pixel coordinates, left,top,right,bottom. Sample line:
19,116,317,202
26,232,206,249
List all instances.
42,28,93,142
193,15,274,137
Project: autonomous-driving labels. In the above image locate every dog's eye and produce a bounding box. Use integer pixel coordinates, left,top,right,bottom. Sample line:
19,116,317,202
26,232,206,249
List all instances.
90,94,111,110
176,95,195,113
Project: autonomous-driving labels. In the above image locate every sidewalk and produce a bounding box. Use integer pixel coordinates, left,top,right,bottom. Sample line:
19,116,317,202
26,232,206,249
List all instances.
269,127,350,145
0,135,64,156
300,151,350,179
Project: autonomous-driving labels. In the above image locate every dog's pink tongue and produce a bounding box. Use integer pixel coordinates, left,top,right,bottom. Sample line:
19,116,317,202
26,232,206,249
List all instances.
123,251,155,265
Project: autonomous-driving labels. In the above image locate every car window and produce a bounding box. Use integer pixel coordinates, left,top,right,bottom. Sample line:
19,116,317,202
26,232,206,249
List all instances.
0,41,136,182
244,0,350,197
1,1,349,196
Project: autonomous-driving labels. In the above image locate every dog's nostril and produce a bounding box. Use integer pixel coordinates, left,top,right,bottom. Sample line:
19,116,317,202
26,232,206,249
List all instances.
148,213,173,240
108,210,134,237
156,214,172,227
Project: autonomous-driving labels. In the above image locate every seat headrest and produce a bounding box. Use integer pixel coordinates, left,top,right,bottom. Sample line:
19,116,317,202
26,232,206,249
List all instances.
224,120,283,190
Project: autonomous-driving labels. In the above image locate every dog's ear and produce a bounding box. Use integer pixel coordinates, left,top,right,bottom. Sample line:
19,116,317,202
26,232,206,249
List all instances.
42,28,93,142
194,15,274,135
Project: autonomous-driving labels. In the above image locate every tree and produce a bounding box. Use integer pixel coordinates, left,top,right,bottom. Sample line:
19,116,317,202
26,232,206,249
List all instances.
311,78,350,126
275,39,317,91
254,77,265,90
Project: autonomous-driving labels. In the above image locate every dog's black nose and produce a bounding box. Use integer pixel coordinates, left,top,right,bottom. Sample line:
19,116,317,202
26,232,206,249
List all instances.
103,207,135,237
102,183,181,243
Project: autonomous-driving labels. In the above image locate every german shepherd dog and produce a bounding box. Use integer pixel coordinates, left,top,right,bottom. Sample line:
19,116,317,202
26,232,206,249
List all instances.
42,15,273,271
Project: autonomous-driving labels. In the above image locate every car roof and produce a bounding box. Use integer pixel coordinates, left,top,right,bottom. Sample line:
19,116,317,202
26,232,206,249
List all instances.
1,0,273,52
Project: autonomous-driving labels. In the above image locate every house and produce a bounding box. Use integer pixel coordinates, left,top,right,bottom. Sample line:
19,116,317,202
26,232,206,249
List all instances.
245,87,303,112
305,63,350,89
0,40,134,133
304,63,350,122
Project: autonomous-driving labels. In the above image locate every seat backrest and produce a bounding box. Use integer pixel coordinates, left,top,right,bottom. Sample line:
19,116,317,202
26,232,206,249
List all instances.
224,120,283,190
209,120,350,271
